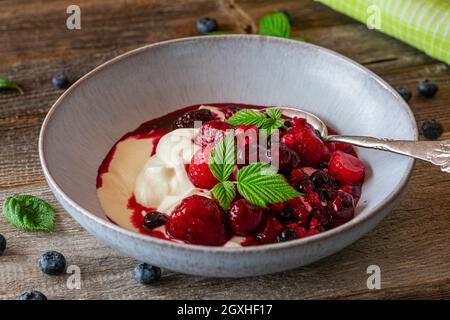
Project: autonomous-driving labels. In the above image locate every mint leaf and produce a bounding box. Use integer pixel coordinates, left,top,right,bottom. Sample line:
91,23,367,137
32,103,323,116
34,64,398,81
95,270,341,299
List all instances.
3,195,55,232
226,109,267,127
236,163,301,208
259,12,291,38
212,181,236,210
209,133,235,182
261,118,284,136
266,108,282,119
0,77,23,94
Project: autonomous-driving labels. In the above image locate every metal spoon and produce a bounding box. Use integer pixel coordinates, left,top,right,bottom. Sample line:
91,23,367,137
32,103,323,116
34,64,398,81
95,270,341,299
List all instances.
278,107,450,173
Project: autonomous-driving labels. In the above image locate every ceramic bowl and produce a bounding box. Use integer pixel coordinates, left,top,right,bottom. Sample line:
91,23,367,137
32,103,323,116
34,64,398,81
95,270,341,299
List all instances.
39,35,417,277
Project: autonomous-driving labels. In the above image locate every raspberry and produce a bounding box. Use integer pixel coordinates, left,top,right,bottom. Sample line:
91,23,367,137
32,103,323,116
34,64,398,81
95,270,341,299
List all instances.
194,120,231,147
256,217,284,244
173,109,216,129
188,147,219,189
328,150,365,184
168,195,227,246
227,199,263,235
288,122,330,165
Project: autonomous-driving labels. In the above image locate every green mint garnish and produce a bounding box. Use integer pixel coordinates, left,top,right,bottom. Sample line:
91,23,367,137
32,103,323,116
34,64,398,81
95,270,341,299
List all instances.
211,181,236,210
226,108,284,135
0,76,23,94
259,12,291,38
209,132,235,182
236,163,301,208
208,130,301,209
3,195,55,232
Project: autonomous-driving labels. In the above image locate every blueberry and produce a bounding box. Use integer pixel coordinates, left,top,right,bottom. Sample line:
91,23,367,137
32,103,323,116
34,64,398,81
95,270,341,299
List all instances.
39,251,66,276
395,85,412,102
133,263,161,284
418,80,438,98
277,228,297,242
0,234,6,256
19,290,47,300
310,170,334,192
421,120,444,140
196,17,218,34
143,211,168,229
277,205,296,223
51,74,69,89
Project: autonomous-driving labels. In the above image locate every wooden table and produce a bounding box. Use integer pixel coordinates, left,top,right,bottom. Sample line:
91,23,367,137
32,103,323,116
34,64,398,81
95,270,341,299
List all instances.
1,0,449,300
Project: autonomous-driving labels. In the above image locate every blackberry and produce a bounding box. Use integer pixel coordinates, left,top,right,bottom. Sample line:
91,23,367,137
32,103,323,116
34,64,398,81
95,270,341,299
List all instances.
133,263,162,284
418,80,438,98
19,290,47,300
39,251,66,276
421,120,444,140
277,228,297,242
173,109,216,129
196,17,218,34
143,211,168,229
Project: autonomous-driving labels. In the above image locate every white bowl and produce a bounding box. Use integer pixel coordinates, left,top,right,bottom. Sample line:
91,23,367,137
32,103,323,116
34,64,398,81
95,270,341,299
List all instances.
39,35,417,277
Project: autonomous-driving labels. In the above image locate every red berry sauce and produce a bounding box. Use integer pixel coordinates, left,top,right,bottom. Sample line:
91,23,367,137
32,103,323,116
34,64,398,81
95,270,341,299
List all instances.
97,103,365,246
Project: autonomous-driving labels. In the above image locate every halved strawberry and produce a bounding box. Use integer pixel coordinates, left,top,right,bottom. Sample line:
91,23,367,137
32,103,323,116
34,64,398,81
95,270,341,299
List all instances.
328,150,365,184
187,147,219,189
167,195,227,246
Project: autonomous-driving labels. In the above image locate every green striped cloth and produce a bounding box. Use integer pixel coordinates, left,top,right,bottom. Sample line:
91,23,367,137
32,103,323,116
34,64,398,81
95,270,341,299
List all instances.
318,0,450,64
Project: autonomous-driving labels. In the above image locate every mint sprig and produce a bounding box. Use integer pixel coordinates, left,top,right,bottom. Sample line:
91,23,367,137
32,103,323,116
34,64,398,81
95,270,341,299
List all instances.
259,12,291,38
236,163,301,208
0,76,23,95
226,108,284,135
3,194,55,232
208,131,301,209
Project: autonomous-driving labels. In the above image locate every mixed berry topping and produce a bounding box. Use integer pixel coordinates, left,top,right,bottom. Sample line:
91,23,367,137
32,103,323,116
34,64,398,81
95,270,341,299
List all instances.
143,211,168,229
168,195,227,246
173,109,216,129
227,199,264,235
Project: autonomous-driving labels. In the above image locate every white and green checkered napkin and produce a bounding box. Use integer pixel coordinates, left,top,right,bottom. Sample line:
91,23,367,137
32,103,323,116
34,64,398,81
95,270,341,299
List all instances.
318,0,450,64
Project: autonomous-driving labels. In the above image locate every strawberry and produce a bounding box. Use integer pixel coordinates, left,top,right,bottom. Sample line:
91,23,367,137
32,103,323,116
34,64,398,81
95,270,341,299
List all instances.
194,120,231,147
287,121,330,165
187,147,219,189
328,150,365,184
167,195,227,246
227,199,263,235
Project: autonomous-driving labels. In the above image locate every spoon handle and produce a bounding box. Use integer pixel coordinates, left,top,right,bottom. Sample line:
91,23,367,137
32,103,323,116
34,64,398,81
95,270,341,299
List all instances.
326,135,450,173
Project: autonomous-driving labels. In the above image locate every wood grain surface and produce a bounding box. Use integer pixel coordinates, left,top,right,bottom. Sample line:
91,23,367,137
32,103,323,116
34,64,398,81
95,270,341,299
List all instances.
1,0,449,300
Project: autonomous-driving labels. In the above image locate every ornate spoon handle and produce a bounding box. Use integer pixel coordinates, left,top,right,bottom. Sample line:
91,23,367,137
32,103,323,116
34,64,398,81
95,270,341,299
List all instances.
326,135,450,173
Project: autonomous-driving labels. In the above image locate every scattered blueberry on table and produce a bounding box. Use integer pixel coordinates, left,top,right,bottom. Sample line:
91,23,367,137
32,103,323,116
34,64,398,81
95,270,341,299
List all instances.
395,85,412,102
0,234,6,256
421,119,444,140
417,79,438,98
51,74,69,89
196,17,218,34
19,290,47,300
133,263,162,284
39,251,67,276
